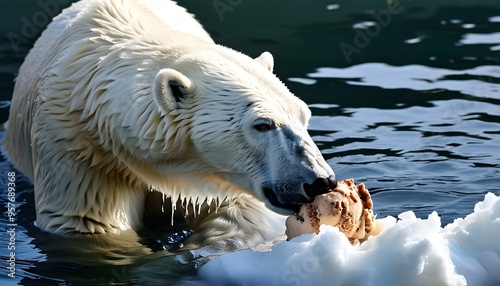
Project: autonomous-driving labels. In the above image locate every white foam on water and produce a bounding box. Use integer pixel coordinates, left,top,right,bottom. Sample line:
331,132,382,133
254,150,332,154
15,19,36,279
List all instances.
200,193,500,286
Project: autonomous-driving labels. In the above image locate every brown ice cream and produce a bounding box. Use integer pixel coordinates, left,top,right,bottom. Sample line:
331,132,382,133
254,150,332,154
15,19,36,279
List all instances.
285,178,379,244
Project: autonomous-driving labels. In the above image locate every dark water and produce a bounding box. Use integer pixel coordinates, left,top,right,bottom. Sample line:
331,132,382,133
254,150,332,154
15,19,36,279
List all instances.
1,0,499,285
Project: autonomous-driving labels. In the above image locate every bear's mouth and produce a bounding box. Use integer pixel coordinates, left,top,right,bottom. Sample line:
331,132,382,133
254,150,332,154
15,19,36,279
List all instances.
263,188,301,214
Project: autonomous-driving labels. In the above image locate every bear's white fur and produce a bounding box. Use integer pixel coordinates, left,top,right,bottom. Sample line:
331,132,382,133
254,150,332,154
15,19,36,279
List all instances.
3,0,335,248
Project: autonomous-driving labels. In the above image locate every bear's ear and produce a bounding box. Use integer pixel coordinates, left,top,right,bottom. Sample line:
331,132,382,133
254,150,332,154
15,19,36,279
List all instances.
255,51,274,72
153,68,194,114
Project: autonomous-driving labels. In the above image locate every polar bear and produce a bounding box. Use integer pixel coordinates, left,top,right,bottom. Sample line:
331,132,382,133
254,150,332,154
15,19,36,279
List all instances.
3,0,336,249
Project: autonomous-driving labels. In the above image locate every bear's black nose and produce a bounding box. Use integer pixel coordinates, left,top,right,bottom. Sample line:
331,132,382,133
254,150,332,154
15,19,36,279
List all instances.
303,175,337,198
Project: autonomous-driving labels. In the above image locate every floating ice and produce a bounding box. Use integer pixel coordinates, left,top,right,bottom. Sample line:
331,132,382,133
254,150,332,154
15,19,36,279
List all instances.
200,193,500,286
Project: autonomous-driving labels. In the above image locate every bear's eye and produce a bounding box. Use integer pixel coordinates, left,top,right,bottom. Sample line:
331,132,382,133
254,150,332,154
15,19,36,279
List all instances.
254,123,272,132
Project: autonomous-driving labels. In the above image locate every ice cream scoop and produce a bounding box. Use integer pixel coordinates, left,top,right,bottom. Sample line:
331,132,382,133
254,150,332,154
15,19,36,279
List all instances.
285,178,380,244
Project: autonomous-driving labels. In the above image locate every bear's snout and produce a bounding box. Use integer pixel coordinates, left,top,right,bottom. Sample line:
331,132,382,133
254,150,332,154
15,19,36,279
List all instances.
263,187,302,213
303,175,337,198
263,175,337,214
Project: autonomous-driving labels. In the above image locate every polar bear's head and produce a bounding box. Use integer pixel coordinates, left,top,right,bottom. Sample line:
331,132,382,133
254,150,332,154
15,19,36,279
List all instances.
146,49,336,215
